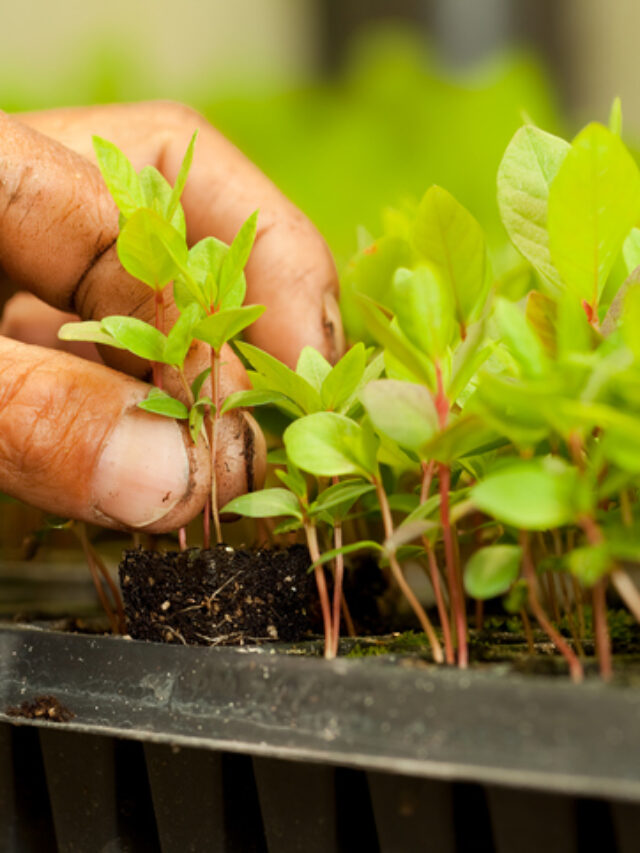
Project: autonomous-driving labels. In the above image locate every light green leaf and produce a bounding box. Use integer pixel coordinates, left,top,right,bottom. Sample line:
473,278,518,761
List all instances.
609,96,622,136
188,404,206,444
164,302,203,367
525,291,557,357
166,131,197,222
284,412,376,478
193,305,265,352
92,136,143,219
138,166,186,235
321,343,367,412
623,228,640,274
360,379,439,454
191,367,211,401
393,265,455,360
567,545,610,586
497,125,569,292
622,284,640,359
138,388,189,419
296,347,332,392
423,414,500,464
221,488,302,520
494,297,549,378
548,122,640,307
464,545,522,599
236,341,322,414
101,316,168,362
447,321,490,403
220,389,292,415
274,466,307,500
58,320,127,350
186,237,227,308
117,208,187,291
219,211,258,296
310,480,375,518
413,185,489,328
309,540,384,570
472,457,579,530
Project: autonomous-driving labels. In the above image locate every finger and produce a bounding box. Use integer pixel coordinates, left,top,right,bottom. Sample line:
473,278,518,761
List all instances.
17,102,345,365
0,292,102,361
0,336,264,532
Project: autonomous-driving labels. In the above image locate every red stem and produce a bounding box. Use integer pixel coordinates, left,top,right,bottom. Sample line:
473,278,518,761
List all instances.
439,464,468,668
304,521,334,659
153,289,165,390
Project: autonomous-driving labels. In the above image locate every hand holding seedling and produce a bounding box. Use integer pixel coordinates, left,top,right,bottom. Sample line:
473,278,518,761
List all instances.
0,102,342,532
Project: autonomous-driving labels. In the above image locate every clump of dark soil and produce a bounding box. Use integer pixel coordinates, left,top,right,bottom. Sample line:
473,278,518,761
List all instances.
119,544,316,646
7,695,75,723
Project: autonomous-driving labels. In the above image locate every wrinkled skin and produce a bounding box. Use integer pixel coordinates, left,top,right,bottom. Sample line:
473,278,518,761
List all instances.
0,101,344,532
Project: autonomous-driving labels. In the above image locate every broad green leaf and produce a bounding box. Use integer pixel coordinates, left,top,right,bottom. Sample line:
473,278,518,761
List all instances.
556,289,594,357
310,480,375,517
236,341,322,414
58,320,127,350
219,211,258,296
525,291,557,357
494,297,548,378
138,388,188,419
101,316,168,362
393,266,455,360
360,379,439,453
296,347,332,392
567,545,610,586
186,236,227,308
355,294,434,388
310,540,383,569
447,321,491,403
473,374,553,448
163,302,203,367
413,185,489,328
464,545,522,599
138,166,186,235
321,342,367,412
422,414,500,464
497,126,569,292
548,122,640,307
117,208,187,291
194,305,265,352
472,457,579,530
191,367,211,401
275,467,307,500
92,136,143,219
221,488,302,520
284,412,376,478
166,131,197,222
220,389,292,415
623,228,640,273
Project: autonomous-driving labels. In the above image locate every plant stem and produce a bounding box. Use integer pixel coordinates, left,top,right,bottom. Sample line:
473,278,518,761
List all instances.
202,496,211,550
439,464,468,668
520,608,535,655
76,524,125,634
341,594,356,638
303,521,334,659
331,504,345,656
178,527,187,551
375,479,444,664
153,289,165,390
558,572,585,657
424,542,455,664
210,349,223,545
520,531,583,683
612,570,640,623
592,578,612,682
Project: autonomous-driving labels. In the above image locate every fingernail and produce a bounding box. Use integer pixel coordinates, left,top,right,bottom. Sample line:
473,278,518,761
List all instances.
93,409,190,528
323,291,345,363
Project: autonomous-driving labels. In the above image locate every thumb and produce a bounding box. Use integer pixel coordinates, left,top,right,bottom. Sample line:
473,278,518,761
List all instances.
0,336,216,532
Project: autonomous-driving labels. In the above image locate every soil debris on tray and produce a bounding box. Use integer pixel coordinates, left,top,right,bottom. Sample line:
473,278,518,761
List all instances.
119,544,316,646
7,695,75,723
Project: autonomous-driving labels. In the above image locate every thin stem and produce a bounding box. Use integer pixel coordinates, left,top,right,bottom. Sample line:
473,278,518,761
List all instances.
304,521,334,659
424,542,455,664
592,578,612,682
331,514,345,657
520,531,583,683
520,609,535,655
178,527,188,551
153,289,165,391
375,479,444,664
210,349,223,545
439,464,468,668
76,524,125,634
202,496,211,550
558,572,585,657
341,594,356,638
620,489,633,527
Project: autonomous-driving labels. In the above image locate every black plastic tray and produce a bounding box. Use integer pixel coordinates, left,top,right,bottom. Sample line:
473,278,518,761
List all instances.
1,623,639,852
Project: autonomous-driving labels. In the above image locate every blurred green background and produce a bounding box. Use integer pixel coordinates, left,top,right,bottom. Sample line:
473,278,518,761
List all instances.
4,0,634,269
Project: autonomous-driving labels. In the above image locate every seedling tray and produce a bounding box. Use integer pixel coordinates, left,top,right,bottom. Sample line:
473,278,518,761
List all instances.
1,622,640,852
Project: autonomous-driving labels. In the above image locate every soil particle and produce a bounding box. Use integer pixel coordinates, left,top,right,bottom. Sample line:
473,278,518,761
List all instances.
119,544,316,646
7,695,75,723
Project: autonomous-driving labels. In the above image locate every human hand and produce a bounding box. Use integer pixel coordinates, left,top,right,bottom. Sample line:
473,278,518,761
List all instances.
0,101,343,532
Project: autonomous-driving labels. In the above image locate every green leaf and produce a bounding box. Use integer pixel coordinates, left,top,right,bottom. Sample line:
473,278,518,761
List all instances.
422,413,500,464
138,388,189,419
321,342,367,412
503,579,529,614
497,125,569,292
309,540,384,569
193,305,265,352
117,208,187,291
567,545,610,586
623,228,640,274
464,545,522,600
548,122,640,307
92,136,143,219
622,284,640,360
609,96,622,136
220,389,292,416
166,131,197,222
296,347,332,392
191,367,211,401
221,488,302,520
57,320,127,350
219,211,258,297
494,297,548,378
236,341,322,414
393,266,455,360
164,302,203,367
188,405,206,444
525,291,557,358
413,185,489,328
284,412,377,479
360,379,439,454
447,321,491,403
138,166,186,235
101,316,168,362
185,236,227,308
274,466,307,500
472,457,579,530
310,480,375,518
